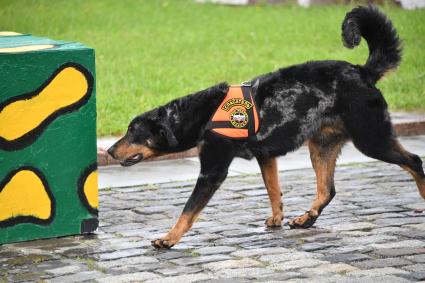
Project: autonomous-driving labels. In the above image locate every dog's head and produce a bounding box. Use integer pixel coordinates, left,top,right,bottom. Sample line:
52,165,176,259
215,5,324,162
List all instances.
107,108,178,166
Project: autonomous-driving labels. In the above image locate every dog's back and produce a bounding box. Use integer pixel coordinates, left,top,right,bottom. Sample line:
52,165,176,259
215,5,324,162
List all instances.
248,6,402,161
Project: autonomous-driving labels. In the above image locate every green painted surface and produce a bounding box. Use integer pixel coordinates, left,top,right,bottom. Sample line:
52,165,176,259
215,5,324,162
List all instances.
0,34,97,244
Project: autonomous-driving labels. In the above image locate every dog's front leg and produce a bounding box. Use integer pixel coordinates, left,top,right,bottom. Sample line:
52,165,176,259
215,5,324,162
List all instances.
151,138,234,249
257,157,283,227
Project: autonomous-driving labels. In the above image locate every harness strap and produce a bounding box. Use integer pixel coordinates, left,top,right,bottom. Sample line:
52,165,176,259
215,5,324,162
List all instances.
241,86,255,136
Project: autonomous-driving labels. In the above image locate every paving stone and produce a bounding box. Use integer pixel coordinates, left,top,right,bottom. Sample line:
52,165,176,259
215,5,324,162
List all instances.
299,263,359,275
46,271,105,283
300,243,337,252
331,222,377,231
214,267,275,279
105,263,163,274
322,253,371,263
37,260,70,273
96,272,159,283
95,256,158,269
391,229,425,239
134,205,180,215
343,234,398,245
171,255,231,266
352,258,412,269
155,250,192,260
2,253,58,267
300,232,341,243
374,247,425,257
370,227,412,235
231,247,291,258
194,246,237,255
329,245,374,254
355,276,411,283
271,258,329,271
155,266,203,276
95,249,145,261
203,258,262,271
254,272,302,282
292,275,411,283
405,223,425,231
402,264,425,272
370,240,425,249
9,272,45,282
347,267,409,277
409,271,425,280
259,251,322,263
201,279,246,283
405,254,425,263
45,265,82,276
354,207,407,216
145,273,213,283
374,216,425,226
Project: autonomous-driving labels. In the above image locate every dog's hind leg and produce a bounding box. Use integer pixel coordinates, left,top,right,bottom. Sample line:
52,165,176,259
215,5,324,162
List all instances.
342,99,425,199
151,136,235,249
340,88,425,199
354,137,425,200
257,157,283,227
288,131,346,228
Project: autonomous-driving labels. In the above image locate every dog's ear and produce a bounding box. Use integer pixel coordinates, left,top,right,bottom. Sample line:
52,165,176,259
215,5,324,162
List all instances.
219,82,229,91
252,79,260,92
155,107,178,147
159,123,178,147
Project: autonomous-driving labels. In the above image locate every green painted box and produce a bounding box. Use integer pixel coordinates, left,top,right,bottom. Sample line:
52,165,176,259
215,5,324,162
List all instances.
0,32,98,244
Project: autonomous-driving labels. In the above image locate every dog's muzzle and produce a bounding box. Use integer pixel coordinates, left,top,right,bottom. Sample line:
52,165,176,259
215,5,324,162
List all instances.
120,154,143,167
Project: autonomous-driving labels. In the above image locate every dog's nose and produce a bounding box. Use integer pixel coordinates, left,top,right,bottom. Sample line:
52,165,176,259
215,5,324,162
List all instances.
107,145,116,158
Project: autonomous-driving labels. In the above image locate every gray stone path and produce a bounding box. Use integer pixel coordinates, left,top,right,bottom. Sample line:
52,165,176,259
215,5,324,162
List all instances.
1,159,425,282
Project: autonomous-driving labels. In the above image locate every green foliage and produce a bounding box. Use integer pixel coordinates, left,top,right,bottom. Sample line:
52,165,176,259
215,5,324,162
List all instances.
0,0,423,136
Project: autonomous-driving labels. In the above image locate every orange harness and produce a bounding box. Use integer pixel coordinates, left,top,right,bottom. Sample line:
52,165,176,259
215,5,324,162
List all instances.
206,85,259,139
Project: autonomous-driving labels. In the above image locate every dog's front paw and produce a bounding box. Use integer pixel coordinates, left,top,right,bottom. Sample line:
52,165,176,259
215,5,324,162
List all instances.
287,210,318,229
151,236,176,249
265,214,283,227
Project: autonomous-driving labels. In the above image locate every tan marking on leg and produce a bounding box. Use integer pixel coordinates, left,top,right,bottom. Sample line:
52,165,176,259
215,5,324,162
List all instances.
258,158,283,227
309,141,339,213
401,165,425,199
151,211,199,249
288,139,344,228
390,140,425,199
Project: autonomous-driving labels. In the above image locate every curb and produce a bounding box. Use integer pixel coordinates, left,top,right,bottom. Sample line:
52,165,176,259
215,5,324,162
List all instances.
97,120,425,167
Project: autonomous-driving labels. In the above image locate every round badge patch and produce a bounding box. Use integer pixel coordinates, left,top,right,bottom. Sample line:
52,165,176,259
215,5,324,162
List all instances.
230,108,248,128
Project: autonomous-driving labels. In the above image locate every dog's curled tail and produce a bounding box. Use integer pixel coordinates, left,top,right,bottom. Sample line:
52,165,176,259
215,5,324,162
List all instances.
342,5,402,82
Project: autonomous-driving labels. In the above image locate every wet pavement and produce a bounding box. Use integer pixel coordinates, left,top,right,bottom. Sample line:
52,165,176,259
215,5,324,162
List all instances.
1,147,425,282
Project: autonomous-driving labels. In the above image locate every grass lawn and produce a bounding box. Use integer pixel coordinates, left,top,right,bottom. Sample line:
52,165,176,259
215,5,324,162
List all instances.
1,0,424,136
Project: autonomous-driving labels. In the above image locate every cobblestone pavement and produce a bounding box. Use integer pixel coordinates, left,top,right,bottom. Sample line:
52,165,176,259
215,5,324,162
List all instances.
1,161,425,283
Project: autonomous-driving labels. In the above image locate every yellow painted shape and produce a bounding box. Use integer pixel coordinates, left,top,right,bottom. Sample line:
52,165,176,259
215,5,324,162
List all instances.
84,170,98,209
0,66,88,141
0,44,54,53
0,31,22,36
0,170,51,222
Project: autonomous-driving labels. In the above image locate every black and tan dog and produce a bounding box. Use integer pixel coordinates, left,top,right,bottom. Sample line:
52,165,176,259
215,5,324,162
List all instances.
108,6,425,249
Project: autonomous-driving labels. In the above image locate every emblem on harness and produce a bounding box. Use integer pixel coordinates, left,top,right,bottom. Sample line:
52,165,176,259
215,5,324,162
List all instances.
206,85,259,138
221,98,253,112
230,108,248,128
